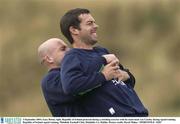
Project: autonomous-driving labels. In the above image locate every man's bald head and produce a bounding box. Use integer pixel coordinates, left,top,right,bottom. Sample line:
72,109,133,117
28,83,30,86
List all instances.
38,38,69,69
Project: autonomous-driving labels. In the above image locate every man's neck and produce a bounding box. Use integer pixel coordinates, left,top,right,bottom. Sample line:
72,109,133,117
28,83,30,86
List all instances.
72,42,93,50
48,65,60,71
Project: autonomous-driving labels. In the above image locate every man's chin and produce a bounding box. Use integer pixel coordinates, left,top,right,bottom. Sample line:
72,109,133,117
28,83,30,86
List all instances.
84,38,98,45
90,40,98,45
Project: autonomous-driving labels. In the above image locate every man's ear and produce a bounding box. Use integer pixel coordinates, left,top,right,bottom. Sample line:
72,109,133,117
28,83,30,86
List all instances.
69,26,79,35
45,56,54,64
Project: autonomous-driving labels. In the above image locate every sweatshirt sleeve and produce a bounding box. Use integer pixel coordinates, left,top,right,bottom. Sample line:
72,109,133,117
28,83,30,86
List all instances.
61,54,107,95
119,64,136,88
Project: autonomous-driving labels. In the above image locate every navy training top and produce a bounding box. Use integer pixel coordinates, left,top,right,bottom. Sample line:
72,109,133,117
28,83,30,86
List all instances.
41,68,86,117
61,46,148,116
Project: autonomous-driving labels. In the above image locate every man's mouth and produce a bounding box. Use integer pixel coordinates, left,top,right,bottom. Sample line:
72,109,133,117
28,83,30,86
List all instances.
91,32,97,37
91,29,97,33
92,32,96,34
91,31,97,34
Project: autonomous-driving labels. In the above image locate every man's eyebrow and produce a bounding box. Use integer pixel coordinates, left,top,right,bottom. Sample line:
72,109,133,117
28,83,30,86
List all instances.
86,20,95,23
61,45,66,48
61,45,67,49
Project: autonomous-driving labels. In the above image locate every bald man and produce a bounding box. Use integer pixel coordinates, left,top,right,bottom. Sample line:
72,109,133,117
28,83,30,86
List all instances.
38,38,124,116
38,38,68,69
38,38,86,116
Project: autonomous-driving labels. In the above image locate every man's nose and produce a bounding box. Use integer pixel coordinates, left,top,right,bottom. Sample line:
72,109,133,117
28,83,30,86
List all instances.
94,23,99,28
93,22,99,29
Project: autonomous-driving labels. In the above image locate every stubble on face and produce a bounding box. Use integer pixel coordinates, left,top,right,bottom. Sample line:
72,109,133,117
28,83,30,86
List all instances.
78,14,98,46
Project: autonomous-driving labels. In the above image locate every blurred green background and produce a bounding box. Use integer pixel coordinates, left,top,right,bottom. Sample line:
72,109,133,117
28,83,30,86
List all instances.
0,0,180,116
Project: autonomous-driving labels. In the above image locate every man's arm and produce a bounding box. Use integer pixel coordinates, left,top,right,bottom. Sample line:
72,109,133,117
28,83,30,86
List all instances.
61,54,119,95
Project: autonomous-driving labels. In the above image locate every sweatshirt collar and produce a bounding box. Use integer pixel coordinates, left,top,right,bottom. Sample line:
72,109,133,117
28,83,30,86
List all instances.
48,67,60,73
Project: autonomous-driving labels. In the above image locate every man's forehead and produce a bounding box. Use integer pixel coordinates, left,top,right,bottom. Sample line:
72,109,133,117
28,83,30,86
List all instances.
79,13,95,22
57,40,67,46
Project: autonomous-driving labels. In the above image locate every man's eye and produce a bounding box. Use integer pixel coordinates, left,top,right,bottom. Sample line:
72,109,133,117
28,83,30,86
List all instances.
59,47,64,51
60,46,67,51
87,21,93,25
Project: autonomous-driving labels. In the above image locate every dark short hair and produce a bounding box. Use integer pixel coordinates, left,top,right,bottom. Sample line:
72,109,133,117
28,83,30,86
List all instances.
60,8,90,44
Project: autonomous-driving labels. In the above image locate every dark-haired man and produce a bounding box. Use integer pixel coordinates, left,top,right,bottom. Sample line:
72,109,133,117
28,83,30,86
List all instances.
60,8,148,116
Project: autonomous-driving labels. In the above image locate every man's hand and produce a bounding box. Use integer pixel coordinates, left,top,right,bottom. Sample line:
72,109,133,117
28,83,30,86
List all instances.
102,54,119,64
101,60,120,81
101,55,130,81
116,69,130,82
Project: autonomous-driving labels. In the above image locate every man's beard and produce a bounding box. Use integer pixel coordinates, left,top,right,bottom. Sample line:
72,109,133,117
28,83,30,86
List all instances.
85,39,98,45
82,36,98,46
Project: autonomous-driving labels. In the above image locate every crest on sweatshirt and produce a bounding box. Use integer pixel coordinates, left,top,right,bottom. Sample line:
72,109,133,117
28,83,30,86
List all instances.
112,79,126,86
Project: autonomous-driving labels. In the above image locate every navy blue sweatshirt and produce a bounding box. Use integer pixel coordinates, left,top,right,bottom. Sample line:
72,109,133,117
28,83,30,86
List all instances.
41,68,85,117
61,46,148,117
